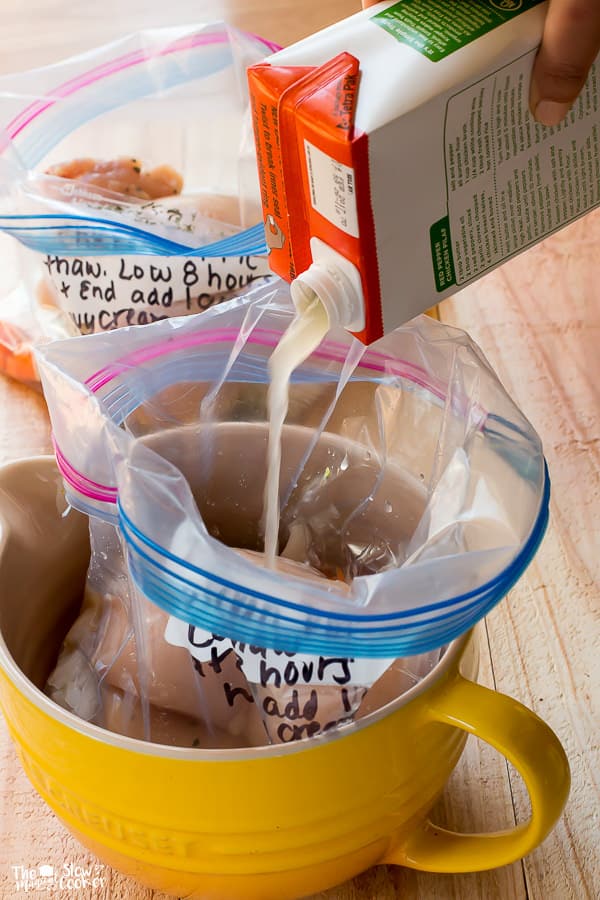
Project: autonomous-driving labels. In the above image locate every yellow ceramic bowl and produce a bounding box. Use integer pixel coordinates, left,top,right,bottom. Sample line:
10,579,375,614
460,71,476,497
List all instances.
0,457,570,900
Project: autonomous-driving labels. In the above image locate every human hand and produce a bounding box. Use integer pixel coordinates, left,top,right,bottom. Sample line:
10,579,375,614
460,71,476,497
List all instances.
530,0,600,125
360,0,600,127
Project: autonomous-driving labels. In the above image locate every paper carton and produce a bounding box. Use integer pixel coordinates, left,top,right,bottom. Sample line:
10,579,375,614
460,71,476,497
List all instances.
249,0,600,341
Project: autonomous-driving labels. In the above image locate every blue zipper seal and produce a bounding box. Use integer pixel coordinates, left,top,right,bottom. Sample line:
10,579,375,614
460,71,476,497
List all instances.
118,460,550,657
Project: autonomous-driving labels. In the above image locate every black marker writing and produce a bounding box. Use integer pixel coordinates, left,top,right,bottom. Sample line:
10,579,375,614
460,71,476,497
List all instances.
262,689,318,722
224,682,254,708
130,287,173,307
80,279,116,304
44,256,103,278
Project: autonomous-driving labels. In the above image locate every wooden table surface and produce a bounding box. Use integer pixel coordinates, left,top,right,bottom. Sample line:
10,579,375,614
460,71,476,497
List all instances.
0,2,598,899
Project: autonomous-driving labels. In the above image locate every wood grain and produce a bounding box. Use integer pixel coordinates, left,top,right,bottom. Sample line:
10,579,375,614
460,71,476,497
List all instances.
441,212,600,900
0,2,597,899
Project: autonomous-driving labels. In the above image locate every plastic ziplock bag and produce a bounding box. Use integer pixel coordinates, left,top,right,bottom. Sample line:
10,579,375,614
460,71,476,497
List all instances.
163,536,441,744
45,491,440,748
46,516,441,746
46,517,269,747
0,23,276,382
37,279,549,662
0,234,82,384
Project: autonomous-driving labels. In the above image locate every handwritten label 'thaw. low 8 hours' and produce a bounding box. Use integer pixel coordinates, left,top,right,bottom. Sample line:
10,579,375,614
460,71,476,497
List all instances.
44,254,272,334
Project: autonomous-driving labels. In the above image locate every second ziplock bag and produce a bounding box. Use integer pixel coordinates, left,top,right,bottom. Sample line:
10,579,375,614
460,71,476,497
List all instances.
0,22,276,381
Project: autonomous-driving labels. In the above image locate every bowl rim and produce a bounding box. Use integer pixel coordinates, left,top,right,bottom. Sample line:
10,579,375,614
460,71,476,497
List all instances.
0,455,470,761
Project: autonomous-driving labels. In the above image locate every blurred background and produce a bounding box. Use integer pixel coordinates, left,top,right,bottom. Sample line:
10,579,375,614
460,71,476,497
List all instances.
1,1,361,73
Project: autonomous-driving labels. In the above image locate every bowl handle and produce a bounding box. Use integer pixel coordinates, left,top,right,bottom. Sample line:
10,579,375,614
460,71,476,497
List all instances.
382,674,570,873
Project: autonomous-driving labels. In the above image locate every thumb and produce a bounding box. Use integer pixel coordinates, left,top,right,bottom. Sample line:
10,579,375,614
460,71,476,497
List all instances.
361,1,381,7
530,0,600,126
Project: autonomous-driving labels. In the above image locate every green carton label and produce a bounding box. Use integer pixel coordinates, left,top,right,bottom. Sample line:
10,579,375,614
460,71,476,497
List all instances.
373,0,545,62
430,217,456,291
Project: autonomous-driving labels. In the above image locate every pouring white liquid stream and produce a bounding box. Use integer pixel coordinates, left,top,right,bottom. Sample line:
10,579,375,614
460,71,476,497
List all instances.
263,295,330,568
